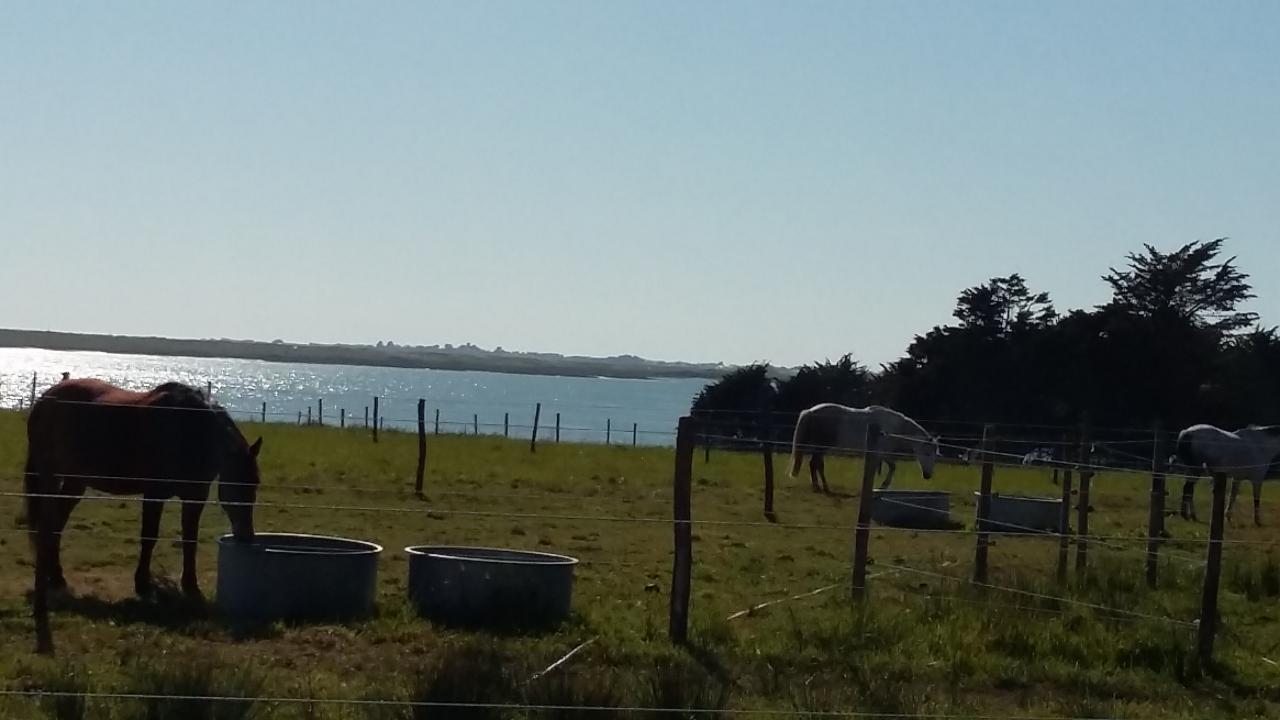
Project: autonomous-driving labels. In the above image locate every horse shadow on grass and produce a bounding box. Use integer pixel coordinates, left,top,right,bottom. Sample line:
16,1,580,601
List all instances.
823,489,859,500
33,579,211,630
28,578,286,641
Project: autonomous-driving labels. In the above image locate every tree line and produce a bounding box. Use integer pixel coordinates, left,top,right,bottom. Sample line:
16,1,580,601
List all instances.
691,238,1279,452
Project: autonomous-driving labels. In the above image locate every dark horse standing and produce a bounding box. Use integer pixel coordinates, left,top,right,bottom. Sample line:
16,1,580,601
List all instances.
25,378,262,654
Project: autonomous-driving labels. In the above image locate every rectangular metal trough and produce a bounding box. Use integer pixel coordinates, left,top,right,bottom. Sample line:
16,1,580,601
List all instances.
975,493,1064,533
870,490,953,529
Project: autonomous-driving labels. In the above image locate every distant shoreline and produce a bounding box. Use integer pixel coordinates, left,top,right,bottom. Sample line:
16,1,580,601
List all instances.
0,329,728,381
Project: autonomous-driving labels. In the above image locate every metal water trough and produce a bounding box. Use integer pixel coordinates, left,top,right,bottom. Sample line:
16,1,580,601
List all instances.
216,533,382,621
406,546,577,628
976,493,1063,533
870,490,953,529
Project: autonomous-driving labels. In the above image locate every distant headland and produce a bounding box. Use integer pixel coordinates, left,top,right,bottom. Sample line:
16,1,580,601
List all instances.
0,329,732,381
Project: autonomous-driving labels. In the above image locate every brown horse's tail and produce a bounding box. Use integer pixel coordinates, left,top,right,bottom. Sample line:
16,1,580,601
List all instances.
23,453,37,527
24,393,51,543
789,411,809,478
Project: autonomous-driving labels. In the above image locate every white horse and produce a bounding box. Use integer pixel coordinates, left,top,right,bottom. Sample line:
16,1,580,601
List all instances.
1022,448,1054,466
788,403,939,493
1173,424,1280,526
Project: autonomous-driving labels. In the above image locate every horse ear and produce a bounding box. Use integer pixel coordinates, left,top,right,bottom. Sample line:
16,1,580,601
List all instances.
250,437,263,457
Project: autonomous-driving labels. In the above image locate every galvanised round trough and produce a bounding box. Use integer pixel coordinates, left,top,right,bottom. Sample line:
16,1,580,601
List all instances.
871,489,953,529
216,533,382,621
406,545,577,629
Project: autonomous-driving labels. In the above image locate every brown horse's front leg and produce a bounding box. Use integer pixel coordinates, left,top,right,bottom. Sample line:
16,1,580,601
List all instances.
47,481,86,591
180,499,206,598
135,497,164,598
32,498,56,655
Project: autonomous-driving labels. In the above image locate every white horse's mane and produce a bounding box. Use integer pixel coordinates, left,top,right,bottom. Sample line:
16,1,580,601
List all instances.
868,404,933,440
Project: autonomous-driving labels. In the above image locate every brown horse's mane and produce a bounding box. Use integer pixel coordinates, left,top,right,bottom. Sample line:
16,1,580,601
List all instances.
73,378,231,416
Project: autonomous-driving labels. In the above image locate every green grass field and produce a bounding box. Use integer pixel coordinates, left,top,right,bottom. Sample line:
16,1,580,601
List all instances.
0,410,1277,719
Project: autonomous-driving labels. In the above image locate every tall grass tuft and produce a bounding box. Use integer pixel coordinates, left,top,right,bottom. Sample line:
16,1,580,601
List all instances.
120,656,268,720
407,639,519,720
33,663,91,720
523,668,625,720
638,653,730,719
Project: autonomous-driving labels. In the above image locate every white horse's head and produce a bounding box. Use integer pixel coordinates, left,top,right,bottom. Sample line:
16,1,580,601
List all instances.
913,434,939,480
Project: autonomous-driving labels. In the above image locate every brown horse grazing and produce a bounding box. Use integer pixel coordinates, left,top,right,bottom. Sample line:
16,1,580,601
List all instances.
24,378,262,654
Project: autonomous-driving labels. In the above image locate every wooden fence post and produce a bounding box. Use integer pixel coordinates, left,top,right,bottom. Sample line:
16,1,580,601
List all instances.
364,406,369,428
1198,472,1228,662
974,425,995,585
1076,431,1093,576
1146,425,1166,588
340,408,346,428
633,422,638,447
306,406,312,425
670,416,695,644
372,397,379,443
473,414,479,435
1056,433,1074,586
297,411,302,425
31,372,37,407
317,398,323,426
504,412,509,438
434,408,440,435
554,412,560,443
852,424,881,601
530,403,541,453
415,399,427,495
261,402,267,423
206,381,212,400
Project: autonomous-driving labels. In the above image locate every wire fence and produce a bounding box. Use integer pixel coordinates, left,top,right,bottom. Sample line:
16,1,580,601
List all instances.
4,380,1280,714
0,689,1165,720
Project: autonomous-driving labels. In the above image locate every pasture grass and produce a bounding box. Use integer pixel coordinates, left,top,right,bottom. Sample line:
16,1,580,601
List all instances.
0,410,1277,718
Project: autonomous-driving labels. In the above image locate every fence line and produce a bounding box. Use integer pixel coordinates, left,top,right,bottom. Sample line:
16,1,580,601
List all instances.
5,485,1278,547
0,689,1145,719
885,580,1184,626
7,371,1277,443
5,396,1272,669
870,493,1209,569
9,393,1276,460
878,562,1197,628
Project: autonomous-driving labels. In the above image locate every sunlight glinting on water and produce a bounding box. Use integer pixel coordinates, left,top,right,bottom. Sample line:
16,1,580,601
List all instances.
0,348,706,445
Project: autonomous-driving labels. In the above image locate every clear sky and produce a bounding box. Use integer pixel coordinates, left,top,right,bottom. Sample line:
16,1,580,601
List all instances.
2,2,1277,368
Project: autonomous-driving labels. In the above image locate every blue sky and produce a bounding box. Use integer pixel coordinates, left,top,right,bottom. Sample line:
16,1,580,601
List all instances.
2,1,1277,367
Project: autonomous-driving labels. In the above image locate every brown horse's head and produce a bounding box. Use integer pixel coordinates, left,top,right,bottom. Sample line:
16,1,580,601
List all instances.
219,435,262,542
